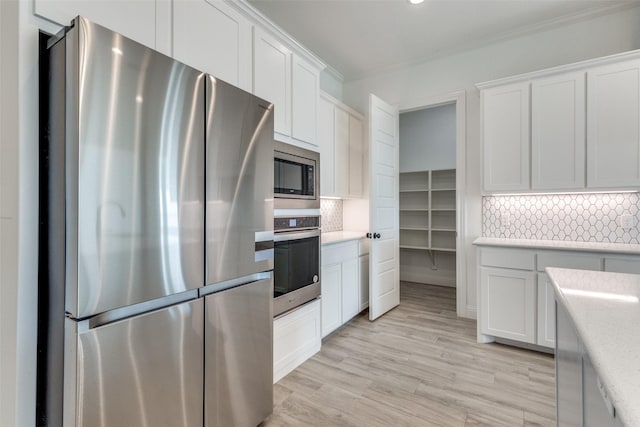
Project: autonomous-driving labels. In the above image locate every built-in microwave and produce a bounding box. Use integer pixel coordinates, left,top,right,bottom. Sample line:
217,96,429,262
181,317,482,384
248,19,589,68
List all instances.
274,141,320,209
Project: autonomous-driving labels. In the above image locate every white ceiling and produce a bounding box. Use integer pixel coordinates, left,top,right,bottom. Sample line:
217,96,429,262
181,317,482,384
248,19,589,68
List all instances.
247,0,638,81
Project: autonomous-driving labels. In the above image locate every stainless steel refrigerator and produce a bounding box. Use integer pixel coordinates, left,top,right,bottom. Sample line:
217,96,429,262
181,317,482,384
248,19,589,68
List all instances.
38,16,274,427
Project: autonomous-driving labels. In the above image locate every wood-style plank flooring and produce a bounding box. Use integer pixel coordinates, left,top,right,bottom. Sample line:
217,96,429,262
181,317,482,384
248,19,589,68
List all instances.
264,282,555,426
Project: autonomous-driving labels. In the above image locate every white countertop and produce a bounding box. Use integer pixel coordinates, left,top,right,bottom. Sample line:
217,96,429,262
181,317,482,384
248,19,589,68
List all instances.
321,231,366,245
547,267,640,427
473,237,640,255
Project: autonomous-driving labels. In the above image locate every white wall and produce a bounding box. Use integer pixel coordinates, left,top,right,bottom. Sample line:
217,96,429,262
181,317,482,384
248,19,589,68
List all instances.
319,68,344,101
399,103,456,172
343,5,640,317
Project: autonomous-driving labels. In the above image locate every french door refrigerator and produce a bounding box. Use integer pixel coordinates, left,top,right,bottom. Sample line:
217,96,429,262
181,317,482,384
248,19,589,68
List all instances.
38,16,274,427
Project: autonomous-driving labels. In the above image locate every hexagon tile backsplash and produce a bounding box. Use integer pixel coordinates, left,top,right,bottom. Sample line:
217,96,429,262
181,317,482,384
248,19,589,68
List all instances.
483,193,640,243
320,198,343,232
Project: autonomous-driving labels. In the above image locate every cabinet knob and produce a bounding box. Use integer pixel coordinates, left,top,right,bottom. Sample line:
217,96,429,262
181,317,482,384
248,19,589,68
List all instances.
366,232,372,239
373,233,381,239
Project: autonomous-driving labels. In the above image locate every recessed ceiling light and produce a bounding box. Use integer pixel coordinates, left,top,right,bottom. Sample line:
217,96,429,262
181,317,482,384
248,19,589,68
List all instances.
409,0,424,4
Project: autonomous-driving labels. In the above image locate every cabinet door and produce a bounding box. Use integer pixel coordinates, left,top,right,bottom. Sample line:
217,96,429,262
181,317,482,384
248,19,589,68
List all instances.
292,55,319,146
318,96,335,196
482,82,530,192
334,107,350,197
531,72,586,190
253,27,291,137
536,273,556,348
173,0,252,92
321,263,342,337
273,299,321,383
479,267,536,343
587,60,640,189
34,0,156,50
341,258,360,322
349,115,364,197
359,254,370,311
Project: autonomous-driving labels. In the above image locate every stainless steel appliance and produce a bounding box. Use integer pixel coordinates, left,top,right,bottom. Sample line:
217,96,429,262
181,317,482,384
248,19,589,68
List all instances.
274,141,320,209
273,215,321,316
38,16,273,427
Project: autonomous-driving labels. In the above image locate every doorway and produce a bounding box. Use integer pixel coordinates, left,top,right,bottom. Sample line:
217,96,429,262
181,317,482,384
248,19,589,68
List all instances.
398,92,468,317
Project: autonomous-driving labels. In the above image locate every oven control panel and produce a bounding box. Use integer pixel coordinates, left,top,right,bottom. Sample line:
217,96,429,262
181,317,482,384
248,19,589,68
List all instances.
274,216,320,231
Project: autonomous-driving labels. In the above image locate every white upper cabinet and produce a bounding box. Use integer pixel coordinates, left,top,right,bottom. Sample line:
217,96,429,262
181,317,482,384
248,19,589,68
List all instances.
253,27,322,149
34,0,157,49
173,0,252,92
253,27,292,137
587,59,640,189
292,55,319,146
482,82,530,192
334,107,350,197
531,72,586,191
318,92,366,198
319,96,335,195
349,115,364,197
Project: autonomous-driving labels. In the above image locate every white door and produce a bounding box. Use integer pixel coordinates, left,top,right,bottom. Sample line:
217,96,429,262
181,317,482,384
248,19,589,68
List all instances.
368,94,400,321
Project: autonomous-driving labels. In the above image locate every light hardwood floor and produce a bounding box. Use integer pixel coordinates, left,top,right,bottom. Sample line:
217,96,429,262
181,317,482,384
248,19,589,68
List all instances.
264,282,555,427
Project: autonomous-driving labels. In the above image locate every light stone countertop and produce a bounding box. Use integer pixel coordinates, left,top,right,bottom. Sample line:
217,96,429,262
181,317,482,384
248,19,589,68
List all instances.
546,267,640,427
321,230,366,246
473,237,640,255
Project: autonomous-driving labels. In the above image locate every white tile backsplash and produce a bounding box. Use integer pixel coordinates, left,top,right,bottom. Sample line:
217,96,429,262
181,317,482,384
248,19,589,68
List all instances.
321,198,343,232
483,193,640,243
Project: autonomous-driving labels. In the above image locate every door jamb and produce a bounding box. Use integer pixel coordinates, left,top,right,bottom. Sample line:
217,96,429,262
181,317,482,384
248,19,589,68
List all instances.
399,91,469,318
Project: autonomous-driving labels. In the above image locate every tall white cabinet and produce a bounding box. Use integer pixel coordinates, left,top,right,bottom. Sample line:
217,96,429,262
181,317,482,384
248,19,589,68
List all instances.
531,72,586,190
587,59,640,189
482,82,530,192
172,0,253,92
253,27,321,149
253,27,292,138
318,92,365,198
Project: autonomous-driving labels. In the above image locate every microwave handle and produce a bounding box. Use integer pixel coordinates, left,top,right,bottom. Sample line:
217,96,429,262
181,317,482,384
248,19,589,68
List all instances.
274,229,321,242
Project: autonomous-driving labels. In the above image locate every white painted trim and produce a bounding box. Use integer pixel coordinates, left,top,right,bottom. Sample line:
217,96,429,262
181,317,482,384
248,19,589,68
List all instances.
399,91,469,318
323,64,345,85
477,47,640,90
320,90,364,120
228,0,326,71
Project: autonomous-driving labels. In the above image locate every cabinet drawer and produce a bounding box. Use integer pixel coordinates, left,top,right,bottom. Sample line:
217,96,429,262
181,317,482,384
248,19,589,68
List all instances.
537,252,602,272
604,257,640,274
322,241,358,265
480,247,535,270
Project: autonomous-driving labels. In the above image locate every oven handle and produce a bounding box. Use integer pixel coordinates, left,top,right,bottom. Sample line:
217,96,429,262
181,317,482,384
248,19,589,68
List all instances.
274,229,321,242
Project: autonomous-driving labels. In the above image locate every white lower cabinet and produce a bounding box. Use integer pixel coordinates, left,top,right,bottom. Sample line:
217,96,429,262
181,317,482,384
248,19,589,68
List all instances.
359,254,370,311
321,263,342,337
479,267,536,344
477,244,640,350
537,273,556,348
273,299,321,383
321,240,360,338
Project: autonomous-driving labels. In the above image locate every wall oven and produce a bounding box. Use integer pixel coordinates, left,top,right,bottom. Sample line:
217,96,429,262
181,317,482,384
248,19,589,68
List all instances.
273,215,321,317
274,141,320,210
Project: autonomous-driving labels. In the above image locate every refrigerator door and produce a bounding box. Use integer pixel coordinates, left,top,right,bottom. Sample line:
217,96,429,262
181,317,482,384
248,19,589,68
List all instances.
205,76,274,286
67,17,205,318
204,276,274,427
66,299,204,427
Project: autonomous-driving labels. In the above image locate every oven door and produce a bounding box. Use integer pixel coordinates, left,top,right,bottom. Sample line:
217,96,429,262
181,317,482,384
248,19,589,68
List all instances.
273,229,321,316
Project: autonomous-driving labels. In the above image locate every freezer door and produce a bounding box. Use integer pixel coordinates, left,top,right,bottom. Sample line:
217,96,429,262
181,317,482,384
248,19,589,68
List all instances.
67,299,204,427
68,17,205,317
205,276,274,427
205,76,274,285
